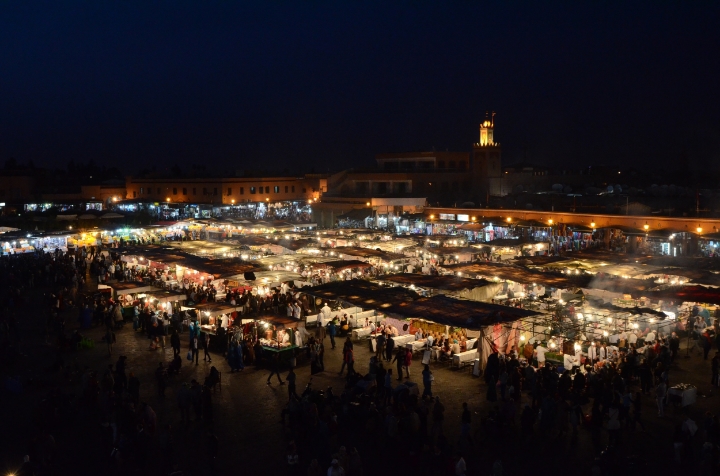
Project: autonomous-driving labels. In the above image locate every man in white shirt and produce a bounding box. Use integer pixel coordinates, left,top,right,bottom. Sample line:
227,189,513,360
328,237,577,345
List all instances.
628,332,638,347
645,330,656,343
534,344,548,367
587,342,598,362
599,344,607,361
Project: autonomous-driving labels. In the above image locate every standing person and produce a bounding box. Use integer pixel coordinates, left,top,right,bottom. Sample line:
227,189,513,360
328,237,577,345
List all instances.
403,347,412,378
631,391,645,431
460,402,472,439
328,319,337,350
385,335,395,362
286,368,300,401
327,459,345,476
655,380,667,417
159,314,168,351
376,333,386,361
383,369,393,406
702,330,713,360
203,332,212,363
115,356,127,393
177,383,192,427
155,362,167,398
422,364,433,398
669,332,680,362
105,328,115,357
267,353,284,385
171,328,181,358
191,333,199,366
392,347,405,381
430,396,445,440
345,347,356,377
128,372,140,403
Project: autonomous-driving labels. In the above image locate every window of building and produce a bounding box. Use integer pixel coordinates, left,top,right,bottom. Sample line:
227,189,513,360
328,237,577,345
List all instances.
192,188,196,195
240,187,244,195
133,191,137,198
227,187,232,196
213,187,218,196
449,161,456,169
173,187,177,195
250,187,256,194
459,162,466,170
182,188,187,195
284,186,288,193
203,188,208,195
437,161,445,169
157,188,161,194
140,187,144,194
274,186,279,193
302,188,306,193
265,186,270,194
291,186,295,193
377,182,387,193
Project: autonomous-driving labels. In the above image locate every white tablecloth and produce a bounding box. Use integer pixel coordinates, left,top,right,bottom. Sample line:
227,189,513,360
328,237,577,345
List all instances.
352,327,372,340
405,340,427,352
452,350,478,367
668,386,697,407
392,334,416,346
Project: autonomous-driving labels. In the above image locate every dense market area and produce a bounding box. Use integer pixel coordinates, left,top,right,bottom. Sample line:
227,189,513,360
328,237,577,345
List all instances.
1,217,719,476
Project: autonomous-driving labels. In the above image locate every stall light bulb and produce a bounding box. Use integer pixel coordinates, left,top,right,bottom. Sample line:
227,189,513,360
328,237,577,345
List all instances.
607,317,612,323
576,313,583,320
520,335,526,341
574,343,581,351
649,318,655,323
550,342,556,349
603,331,609,336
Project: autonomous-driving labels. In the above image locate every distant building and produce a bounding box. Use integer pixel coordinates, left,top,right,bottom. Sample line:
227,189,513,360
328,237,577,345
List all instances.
327,116,503,206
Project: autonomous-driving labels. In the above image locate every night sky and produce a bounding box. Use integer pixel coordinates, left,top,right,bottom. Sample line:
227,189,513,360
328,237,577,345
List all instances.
2,1,719,174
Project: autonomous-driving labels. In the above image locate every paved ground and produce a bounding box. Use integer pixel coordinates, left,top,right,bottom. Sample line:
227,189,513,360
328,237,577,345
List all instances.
1,273,718,475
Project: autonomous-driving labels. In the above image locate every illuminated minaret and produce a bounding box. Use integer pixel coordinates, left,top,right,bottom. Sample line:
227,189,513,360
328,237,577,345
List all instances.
472,111,502,199
479,111,495,146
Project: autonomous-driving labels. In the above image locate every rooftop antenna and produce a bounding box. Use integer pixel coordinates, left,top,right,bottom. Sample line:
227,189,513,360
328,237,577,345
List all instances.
491,111,496,126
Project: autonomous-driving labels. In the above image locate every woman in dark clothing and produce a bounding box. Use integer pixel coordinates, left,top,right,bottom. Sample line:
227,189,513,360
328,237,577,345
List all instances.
171,328,181,358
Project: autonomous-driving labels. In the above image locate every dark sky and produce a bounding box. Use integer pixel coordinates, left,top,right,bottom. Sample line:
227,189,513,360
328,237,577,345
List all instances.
2,1,719,174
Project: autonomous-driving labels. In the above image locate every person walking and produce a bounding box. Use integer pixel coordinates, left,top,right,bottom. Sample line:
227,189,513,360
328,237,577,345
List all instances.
155,362,167,398
128,372,140,402
631,391,645,431
203,332,212,363
376,332,386,361
422,364,433,398
191,333,199,366
655,380,667,417
347,347,356,377
431,396,445,440
328,319,337,350
105,328,115,357
267,353,284,385
392,347,405,381
286,368,300,401
385,335,395,362
171,328,181,358
403,347,412,378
